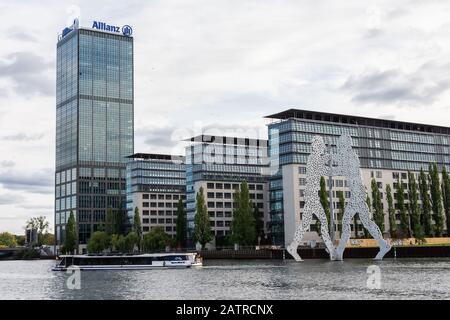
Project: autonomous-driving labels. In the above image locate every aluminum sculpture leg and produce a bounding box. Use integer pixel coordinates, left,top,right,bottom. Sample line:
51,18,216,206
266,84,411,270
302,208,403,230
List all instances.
335,206,356,261
315,204,336,260
287,205,314,262
357,202,392,260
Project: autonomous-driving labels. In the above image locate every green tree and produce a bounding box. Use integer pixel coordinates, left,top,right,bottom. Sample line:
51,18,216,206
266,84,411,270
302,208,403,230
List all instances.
114,210,125,235
316,176,330,236
114,201,126,235
430,163,445,236
408,171,424,240
193,187,212,249
105,208,114,235
111,234,125,252
175,199,187,248
364,195,371,238
397,178,409,238
253,204,264,242
15,235,25,246
41,233,55,246
0,232,18,248
386,184,397,238
336,191,346,232
133,207,142,251
231,181,256,246
142,227,171,252
419,168,433,237
442,166,450,235
124,232,139,253
87,231,110,253
25,216,50,246
371,179,384,233
62,211,77,254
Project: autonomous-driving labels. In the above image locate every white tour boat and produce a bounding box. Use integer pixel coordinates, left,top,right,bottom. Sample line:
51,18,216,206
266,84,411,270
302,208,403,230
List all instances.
52,252,203,271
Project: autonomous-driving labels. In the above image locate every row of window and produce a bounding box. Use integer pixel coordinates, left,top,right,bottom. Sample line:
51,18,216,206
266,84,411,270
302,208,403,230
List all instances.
272,119,358,136
143,226,174,233
132,177,185,186
56,168,77,185
206,192,264,200
142,218,175,224
210,221,232,227
142,202,181,208
142,193,185,200
79,181,124,194
206,182,264,190
142,210,178,216
208,211,233,218
56,182,77,198
130,169,185,179
187,144,267,157
128,161,185,172
207,202,264,209
77,167,125,179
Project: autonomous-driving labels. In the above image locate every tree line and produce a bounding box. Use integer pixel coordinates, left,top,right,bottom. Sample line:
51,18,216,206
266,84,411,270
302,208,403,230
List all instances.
62,199,189,254
318,163,450,241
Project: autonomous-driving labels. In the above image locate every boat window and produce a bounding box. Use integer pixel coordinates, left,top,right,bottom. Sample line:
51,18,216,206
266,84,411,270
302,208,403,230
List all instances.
164,255,187,261
59,257,67,267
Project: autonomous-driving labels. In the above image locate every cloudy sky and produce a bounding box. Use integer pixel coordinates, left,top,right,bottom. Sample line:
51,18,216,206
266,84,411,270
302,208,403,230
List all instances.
1,0,450,234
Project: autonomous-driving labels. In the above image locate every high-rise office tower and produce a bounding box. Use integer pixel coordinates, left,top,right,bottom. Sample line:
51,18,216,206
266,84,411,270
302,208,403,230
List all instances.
266,109,450,247
55,20,134,250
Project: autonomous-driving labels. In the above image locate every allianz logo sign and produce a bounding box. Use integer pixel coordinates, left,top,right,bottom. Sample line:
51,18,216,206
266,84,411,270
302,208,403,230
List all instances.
92,21,133,37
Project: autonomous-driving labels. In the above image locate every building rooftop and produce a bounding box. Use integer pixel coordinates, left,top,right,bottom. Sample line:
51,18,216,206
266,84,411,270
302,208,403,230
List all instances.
184,135,268,147
127,153,185,162
265,108,450,135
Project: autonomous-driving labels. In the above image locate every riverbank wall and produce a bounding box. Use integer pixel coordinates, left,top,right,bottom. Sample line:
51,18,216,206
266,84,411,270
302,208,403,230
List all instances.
198,245,450,260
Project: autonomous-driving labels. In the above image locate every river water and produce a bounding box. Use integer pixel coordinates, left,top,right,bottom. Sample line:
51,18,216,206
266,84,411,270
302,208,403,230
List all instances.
0,258,449,300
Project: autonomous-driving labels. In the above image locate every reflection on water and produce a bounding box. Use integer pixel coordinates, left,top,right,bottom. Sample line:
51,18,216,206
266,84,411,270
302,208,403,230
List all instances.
0,258,449,300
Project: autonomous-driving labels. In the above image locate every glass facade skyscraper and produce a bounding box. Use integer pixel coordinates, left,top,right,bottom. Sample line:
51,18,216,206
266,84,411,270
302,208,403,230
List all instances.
266,109,450,246
55,23,134,248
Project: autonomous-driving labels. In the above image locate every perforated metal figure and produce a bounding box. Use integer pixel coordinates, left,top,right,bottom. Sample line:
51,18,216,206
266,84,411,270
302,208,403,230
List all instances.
333,134,391,260
287,136,336,261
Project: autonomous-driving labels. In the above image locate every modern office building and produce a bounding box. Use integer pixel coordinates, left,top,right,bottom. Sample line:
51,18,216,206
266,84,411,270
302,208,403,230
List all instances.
266,109,450,247
126,153,186,237
185,135,271,246
55,20,134,248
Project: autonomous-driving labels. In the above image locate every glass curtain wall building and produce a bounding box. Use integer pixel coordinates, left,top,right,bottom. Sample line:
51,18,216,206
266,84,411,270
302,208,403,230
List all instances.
266,109,450,246
126,153,186,237
55,23,134,248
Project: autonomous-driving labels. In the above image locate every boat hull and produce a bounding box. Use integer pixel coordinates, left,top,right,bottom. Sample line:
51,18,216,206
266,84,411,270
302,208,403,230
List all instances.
52,264,192,271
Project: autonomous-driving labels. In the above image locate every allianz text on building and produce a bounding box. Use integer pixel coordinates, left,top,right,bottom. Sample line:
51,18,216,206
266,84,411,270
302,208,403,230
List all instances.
55,19,134,250
266,109,450,247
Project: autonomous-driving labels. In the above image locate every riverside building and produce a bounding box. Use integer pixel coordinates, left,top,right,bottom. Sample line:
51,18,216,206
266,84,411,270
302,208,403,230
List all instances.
266,109,450,247
55,19,134,248
185,135,271,246
126,153,186,237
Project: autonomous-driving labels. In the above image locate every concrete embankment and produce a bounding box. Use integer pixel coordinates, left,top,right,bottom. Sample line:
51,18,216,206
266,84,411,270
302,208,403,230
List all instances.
198,246,450,260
